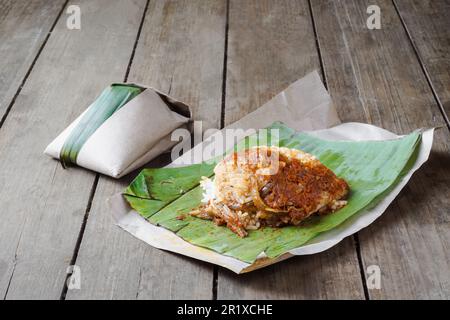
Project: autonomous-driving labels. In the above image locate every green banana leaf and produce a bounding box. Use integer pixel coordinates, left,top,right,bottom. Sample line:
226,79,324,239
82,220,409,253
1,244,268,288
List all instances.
124,122,422,263
60,83,144,167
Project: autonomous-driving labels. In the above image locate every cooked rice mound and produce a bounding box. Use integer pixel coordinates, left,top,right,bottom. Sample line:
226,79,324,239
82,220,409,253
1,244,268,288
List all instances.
190,146,349,237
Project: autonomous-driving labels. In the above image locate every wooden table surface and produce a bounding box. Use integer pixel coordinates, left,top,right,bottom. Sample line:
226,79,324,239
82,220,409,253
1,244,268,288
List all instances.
0,0,449,300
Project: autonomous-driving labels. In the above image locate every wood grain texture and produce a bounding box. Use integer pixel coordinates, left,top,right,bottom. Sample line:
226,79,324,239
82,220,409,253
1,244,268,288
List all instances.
224,0,320,126
0,0,66,120
66,0,226,300
394,0,450,122
219,238,364,299
0,0,146,299
311,0,450,299
128,0,226,131
217,0,365,299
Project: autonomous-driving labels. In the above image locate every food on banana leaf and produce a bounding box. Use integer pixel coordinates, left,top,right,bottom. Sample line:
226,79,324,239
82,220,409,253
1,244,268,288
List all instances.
190,146,349,237
123,122,422,263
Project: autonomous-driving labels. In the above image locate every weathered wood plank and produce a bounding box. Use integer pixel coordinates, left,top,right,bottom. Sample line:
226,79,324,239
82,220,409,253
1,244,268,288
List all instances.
217,0,365,299
127,0,225,131
311,0,450,299
394,0,450,122
0,0,146,299
0,0,66,121
66,0,226,300
219,238,364,299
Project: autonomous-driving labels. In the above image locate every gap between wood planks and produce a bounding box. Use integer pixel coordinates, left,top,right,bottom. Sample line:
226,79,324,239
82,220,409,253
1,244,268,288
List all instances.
58,0,151,300
392,0,450,130
0,0,69,131
307,0,370,300
1,0,70,300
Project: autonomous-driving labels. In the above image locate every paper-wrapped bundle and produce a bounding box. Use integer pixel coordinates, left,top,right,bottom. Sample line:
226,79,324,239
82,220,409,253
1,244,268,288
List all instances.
45,84,191,178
